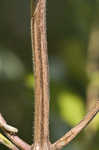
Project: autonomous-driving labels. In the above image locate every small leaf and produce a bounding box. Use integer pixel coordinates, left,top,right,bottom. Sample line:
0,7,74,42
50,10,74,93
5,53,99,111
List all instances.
58,91,85,126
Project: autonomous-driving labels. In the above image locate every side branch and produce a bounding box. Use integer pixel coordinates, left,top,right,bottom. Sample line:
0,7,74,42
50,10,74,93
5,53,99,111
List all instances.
52,101,99,150
0,133,19,150
5,133,31,150
0,113,31,150
0,114,18,134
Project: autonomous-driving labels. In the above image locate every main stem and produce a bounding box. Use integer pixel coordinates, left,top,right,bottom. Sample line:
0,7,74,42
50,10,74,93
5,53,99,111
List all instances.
31,0,50,149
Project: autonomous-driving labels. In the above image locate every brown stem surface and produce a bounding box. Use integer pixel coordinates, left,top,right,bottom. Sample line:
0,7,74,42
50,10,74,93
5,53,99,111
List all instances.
31,0,50,148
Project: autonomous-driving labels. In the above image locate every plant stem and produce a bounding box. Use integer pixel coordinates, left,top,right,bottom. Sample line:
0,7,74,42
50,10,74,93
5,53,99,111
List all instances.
30,1,99,150
31,0,50,148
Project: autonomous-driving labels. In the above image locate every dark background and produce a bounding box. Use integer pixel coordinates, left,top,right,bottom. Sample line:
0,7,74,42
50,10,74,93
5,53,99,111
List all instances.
0,1,99,150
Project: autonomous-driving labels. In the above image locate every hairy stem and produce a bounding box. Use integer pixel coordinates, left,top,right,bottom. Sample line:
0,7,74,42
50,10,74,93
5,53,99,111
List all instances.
31,0,50,148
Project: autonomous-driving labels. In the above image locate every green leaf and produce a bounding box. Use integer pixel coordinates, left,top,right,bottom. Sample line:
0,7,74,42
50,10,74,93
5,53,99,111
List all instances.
58,91,85,126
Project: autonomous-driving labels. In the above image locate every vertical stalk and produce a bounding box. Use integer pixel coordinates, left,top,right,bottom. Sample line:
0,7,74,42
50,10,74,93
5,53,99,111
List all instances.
31,0,50,148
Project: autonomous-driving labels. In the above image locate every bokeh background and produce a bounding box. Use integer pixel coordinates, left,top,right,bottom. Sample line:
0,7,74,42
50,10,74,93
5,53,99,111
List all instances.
0,0,99,150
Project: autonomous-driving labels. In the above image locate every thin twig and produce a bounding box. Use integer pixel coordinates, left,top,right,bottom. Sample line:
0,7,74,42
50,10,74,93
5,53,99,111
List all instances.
52,101,99,150
0,113,31,150
5,133,31,150
31,0,50,148
0,133,19,150
0,114,18,134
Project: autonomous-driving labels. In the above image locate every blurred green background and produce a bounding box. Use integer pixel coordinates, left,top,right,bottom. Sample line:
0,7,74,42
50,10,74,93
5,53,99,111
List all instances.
0,0,99,150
